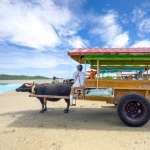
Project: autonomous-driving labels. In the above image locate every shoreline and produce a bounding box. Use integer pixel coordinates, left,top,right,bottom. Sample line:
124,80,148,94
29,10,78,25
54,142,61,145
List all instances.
0,79,63,84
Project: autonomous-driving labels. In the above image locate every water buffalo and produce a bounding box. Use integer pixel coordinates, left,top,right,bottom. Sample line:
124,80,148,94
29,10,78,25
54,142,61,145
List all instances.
16,83,71,113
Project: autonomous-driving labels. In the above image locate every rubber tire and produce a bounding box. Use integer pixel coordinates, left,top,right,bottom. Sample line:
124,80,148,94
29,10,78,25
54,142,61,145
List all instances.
117,94,150,127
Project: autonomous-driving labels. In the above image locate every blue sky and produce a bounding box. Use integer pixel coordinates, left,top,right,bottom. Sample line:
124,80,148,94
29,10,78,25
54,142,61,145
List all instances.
0,0,150,78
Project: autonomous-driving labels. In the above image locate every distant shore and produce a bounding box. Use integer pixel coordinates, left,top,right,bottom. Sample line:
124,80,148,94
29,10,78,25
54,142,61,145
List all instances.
0,79,63,84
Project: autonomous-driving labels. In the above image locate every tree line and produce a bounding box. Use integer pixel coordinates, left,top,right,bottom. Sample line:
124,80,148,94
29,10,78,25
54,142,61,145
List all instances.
0,74,50,80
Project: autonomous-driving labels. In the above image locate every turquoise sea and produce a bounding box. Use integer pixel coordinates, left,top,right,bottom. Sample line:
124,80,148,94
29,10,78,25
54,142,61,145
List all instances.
0,84,21,94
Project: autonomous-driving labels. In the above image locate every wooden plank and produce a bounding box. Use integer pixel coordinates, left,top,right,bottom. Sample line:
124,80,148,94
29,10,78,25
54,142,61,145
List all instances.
44,97,47,104
29,94,69,99
85,79,150,89
145,90,148,97
85,96,114,101
113,87,150,90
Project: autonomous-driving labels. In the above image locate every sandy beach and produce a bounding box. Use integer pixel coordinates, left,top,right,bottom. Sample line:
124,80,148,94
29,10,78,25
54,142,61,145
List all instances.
0,86,150,150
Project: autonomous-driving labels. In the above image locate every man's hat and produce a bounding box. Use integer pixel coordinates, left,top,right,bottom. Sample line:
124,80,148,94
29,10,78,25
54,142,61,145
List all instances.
77,64,83,70
53,76,56,80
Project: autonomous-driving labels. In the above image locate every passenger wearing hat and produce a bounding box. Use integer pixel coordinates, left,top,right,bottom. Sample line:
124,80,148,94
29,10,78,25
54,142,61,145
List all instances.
52,76,59,84
70,64,84,105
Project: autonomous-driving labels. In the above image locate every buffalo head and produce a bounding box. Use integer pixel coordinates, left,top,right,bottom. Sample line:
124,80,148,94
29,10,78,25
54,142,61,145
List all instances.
16,83,34,92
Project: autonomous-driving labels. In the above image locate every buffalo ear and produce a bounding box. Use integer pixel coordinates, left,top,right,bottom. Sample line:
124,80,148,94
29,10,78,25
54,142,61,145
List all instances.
25,83,32,87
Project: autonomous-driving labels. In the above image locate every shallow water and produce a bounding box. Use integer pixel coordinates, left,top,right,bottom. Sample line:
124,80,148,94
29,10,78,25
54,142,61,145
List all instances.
0,83,21,94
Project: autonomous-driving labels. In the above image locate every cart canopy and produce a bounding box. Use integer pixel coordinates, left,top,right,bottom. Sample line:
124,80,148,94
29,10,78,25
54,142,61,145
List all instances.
68,48,150,68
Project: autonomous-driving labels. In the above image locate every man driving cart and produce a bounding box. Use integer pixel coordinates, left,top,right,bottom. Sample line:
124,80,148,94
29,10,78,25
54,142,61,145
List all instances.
70,64,84,105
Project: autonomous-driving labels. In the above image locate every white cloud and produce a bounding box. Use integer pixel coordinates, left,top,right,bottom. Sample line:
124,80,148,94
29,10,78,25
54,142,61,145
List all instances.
120,14,129,24
90,11,129,47
107,32,129,47
132,40,150,47
68,36,88,48
0,0,82,49
139,19,150,32
142,2,150,7
137,33,145,38
0,0,87,77
131,4,150,37
0,47,76,69
132,8,146,22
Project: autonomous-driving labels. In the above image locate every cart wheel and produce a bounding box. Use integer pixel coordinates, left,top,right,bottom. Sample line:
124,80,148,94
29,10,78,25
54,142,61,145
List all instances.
117,94,150,127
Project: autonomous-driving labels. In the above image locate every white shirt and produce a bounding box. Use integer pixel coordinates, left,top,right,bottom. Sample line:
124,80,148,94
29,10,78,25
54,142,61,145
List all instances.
72,71,84,87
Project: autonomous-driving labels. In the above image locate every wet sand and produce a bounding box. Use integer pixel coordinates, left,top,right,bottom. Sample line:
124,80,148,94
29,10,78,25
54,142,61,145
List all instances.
0,89,150,150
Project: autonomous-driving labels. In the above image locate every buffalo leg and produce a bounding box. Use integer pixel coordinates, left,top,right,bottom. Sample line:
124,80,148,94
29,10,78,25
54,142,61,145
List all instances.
64,99,70,113
43,97,47,111
39,98,47,113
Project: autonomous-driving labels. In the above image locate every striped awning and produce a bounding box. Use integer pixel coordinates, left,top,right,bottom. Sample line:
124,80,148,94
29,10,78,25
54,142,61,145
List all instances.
68,48,150,67
68,48,150,55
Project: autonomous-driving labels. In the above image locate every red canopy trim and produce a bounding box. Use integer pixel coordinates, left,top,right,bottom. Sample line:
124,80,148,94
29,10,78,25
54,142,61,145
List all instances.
68,48,150,55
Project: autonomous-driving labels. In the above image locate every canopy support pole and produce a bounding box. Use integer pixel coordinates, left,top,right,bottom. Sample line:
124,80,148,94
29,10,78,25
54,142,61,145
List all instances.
97,60,100,89
147,64,149,79
84,60,86,78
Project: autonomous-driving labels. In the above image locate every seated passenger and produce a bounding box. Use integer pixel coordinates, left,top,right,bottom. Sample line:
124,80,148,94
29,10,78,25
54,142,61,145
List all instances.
129,75,133,80
125,76,128,79
89,70,95,79
138,71,143,80
52,76,59,84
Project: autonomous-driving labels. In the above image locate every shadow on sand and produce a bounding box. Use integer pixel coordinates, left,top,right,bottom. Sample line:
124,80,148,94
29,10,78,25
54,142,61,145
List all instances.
0,105,150,131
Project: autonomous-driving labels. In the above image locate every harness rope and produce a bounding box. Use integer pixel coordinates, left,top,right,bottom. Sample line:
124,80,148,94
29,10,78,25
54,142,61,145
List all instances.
31,85,35,94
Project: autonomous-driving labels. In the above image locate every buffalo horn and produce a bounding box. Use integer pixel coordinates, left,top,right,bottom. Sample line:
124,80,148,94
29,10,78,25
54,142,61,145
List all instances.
25,83,32,87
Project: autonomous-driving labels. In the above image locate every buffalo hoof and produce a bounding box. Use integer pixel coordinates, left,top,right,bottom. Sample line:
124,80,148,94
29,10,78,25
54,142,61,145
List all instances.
64,109,69,113
44,108,47,111
39,108,47,113
39,110,44,113
64,108,68,111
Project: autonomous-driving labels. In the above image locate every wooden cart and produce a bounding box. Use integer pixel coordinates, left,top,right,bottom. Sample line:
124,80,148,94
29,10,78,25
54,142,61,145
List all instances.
67,48,150,127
